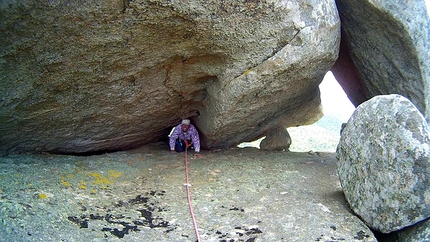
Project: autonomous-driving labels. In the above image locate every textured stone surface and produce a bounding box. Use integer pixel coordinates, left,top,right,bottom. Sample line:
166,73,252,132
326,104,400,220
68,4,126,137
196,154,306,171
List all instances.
337,94,430,233
334,0,430,120
394,218,430,242
0,0,339,155
0,145,377,241
260,125,292,151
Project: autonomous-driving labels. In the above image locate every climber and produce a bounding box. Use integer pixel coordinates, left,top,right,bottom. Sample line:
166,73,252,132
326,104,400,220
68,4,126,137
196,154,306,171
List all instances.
169,119,202,158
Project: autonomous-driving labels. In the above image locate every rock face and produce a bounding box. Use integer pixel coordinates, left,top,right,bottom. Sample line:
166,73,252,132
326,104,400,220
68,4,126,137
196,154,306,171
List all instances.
0,0,340,155
0,146,378,241
332,0,430,121
337,94,430,233
394,218,430,242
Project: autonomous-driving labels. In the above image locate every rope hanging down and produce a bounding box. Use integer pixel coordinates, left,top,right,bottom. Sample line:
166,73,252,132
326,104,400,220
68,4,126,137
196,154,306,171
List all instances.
185,146,202,241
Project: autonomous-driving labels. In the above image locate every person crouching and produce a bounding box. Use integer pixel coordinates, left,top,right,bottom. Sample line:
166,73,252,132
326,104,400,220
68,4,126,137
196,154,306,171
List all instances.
169,119,202,158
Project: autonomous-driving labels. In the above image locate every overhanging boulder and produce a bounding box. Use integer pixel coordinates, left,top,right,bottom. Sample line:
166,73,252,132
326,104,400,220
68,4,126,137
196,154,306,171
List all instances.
0,0,339,154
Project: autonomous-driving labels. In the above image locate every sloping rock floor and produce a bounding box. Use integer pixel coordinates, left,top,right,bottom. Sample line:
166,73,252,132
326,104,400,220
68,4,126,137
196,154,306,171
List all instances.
0,142,377,241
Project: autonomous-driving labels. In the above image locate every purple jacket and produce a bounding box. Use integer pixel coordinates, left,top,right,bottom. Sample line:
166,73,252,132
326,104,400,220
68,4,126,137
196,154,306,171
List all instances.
169,124,201,152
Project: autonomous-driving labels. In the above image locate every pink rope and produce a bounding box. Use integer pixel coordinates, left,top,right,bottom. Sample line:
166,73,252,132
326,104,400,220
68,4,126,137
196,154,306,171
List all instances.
185,147,202,242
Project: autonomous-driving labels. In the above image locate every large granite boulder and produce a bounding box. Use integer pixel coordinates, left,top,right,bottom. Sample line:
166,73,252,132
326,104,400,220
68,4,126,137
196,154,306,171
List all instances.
0,0,339,155
337,94,430,233
332,0,430,121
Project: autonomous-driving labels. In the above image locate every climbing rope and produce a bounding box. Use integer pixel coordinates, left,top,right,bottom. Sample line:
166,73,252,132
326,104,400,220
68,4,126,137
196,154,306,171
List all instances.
184,146,202,242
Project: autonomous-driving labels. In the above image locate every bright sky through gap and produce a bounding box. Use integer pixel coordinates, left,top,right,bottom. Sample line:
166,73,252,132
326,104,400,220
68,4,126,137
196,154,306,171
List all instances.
426,0,430,16
285,71,356,152
238,71,356,151
319,71,355,122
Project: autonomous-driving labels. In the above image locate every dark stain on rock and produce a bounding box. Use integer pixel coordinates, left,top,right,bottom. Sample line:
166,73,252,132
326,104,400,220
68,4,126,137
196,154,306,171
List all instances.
67,190,173,238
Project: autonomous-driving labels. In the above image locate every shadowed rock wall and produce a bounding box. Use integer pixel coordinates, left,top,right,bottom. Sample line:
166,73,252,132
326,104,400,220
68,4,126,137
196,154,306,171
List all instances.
334,0,430,121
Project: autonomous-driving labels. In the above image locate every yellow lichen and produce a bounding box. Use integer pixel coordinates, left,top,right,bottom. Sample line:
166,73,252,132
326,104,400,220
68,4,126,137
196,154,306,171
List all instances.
243,69,252,75
108,170,123,178
89,172,112,186
57,169,123,191
78,181,87,190
38,193,48,199
60,176,71,187
87,170,122,189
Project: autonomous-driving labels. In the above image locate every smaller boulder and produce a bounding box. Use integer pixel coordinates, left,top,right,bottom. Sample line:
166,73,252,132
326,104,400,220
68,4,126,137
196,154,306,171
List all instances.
260,126,291,151
337,94,430,233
